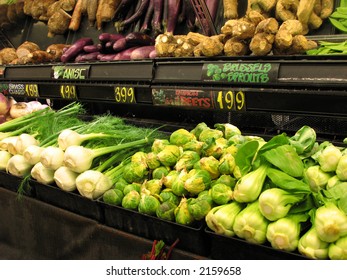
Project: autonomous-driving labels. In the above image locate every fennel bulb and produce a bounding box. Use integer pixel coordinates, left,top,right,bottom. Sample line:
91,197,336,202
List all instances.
233,164,268,203
76,170,113,199
6,154,33,177
0,136,18,151
23,145,45,165
40,146,65,170
0,150,12,170
6,136,19,155
58,129,112,151
54,166,79,192
31,162,55,185
15,133,39,155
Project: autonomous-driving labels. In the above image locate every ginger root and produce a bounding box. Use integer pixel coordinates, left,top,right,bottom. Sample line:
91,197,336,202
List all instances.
221,19,256,40
274,19,304,50
276,0,299,22
224,38,249,56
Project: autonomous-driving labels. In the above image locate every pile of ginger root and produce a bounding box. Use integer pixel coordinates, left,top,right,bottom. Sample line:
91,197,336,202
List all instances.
155,0,334,58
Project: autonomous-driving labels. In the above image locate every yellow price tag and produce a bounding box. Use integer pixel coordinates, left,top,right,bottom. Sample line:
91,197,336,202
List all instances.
25,84,39,97
60,85,77,99
216,90,245,111
114,86,136,103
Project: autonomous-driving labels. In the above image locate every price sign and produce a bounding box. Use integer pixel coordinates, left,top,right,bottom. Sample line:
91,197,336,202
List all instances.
215,90,246,111
114,86,136,104
202,62,279,84
25,84,39,98
60,85,77,99
152,88,246,111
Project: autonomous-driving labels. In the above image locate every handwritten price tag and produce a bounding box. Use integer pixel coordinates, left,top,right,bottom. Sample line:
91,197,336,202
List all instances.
25,84,39,98
60,85,77,99
215,90,246,111
114,86,136,103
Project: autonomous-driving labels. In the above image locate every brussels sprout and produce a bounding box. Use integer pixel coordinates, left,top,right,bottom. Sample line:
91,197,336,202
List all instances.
151,139,170,154
214,123,241,139
159,189,180,205
187,196,214,220
198,128,224,142
222,145,238,157
131,151,148,167
201,137,228,159
182,140,204,155
193,160,201,170
170,128,196,146
138,190,161,216
212,174,237,188
199,156,220,179
218,153,236,175
123,162,148,183
156,201,177,221
157,145,182,167
123,183,141,195
175,197,195,225
175,151,200,171
172,170,190,196
304,165,332,192
206,201,244,237
227,134,246,146
122,190,141,210
211,183,233,205
143,179,162,195
184,169,212,195
162,170,180,189
114,177,128,193
190,122,209,139
146,152,161,170
152,166,170,180
102,188,124,206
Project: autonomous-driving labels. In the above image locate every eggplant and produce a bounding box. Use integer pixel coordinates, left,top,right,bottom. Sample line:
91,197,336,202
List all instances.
61,37,94,63
205,0,218,22
125,32,154,46
166,0,181,33
140,0,154,33
151,0,164,34
115,0,150,31
83,44,102,53
98,33,124,43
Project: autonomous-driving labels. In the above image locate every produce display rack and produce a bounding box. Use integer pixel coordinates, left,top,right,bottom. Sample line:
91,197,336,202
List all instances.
1,2,347,260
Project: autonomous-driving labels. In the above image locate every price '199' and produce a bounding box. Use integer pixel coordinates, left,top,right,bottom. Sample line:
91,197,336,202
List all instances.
216,90,245,111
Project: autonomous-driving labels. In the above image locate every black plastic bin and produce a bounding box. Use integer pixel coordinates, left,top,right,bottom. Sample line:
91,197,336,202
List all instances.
99,200,211,257
0,171,35,197
205,228,308,260
31,179,104,223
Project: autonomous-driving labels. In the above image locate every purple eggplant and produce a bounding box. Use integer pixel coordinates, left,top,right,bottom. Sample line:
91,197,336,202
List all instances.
83,44,102,53
98,33,124,43
115,0,150,32
112,37,128,52
151,0,164,34
166,0,181,34
205,0,218,22
125,32,154,46
140,0,154,33
61,37,94,63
